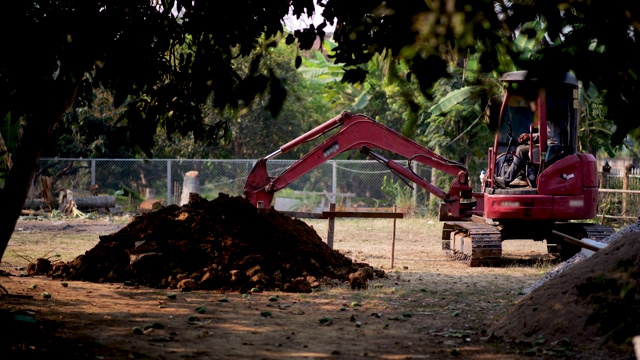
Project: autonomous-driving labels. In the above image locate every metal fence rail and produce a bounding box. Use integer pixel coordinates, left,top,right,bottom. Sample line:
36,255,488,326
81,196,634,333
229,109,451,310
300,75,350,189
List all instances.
29,158,640,223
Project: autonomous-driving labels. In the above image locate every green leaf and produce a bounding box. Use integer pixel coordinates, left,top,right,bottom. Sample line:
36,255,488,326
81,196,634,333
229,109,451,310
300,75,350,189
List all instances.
428,86,481,115
352,91,372,110
384,53,399,85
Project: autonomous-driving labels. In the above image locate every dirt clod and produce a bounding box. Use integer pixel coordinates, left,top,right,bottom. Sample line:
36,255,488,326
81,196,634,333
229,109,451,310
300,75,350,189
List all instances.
348,270,368,290
27,258,52,275
57,193,379,292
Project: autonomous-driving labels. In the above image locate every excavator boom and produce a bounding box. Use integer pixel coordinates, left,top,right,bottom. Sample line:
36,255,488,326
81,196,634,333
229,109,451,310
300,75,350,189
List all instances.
243,112,483,219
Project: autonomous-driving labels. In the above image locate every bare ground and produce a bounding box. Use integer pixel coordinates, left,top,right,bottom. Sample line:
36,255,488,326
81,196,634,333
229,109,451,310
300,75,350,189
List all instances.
0,207,632,360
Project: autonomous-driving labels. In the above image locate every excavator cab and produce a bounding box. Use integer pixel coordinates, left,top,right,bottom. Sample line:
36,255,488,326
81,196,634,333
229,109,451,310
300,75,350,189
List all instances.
489,71,577,189
494,93,539,184
442,71,614,266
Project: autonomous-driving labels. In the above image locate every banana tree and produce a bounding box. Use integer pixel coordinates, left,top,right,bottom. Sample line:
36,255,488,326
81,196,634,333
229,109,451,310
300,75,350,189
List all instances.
579,82,617,157
411,18,580,151
298,39,410,113
298,51,372,110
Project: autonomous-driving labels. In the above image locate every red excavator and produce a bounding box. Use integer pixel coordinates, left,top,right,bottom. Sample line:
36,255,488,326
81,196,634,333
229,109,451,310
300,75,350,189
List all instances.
243,71,614,266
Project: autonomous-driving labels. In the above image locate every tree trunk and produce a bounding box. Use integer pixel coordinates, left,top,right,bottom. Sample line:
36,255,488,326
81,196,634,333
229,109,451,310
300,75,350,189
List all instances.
41,175,54,209
180,171,200,206
0,80,78,262
74,195,116,209
58,189,78,216
0,118,56,259
23,198,54,210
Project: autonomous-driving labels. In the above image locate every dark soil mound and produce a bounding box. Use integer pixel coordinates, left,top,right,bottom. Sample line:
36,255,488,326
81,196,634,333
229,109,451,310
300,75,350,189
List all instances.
488,230,640,358
58,193,378,292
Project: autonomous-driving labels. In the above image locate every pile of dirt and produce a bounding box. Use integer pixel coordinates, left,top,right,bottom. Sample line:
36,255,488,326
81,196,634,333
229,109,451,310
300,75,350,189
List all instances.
488,229,640,358
50,193,380,292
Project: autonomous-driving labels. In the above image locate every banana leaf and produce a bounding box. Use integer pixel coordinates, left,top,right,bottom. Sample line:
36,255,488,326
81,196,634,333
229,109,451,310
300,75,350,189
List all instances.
428,86,480,115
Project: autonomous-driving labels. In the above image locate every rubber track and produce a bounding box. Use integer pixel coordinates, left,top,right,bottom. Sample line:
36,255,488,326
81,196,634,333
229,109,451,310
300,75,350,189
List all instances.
554,222,616,241
548,222,616,260
581,224,616,241
442,222,503,267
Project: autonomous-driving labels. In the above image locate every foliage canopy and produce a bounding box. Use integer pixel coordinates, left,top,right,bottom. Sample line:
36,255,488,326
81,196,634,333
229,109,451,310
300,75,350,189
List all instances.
2,0,640,261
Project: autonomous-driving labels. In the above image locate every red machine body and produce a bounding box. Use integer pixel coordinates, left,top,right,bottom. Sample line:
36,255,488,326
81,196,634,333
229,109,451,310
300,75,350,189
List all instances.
482,71,599,225
243,71,612,265
483,153,598,221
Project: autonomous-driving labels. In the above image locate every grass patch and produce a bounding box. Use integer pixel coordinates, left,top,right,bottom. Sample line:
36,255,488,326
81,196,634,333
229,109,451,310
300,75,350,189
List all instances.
3,232,101,269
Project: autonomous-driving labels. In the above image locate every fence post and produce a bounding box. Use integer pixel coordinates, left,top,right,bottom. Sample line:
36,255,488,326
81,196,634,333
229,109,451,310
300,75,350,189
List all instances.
167,160,172,205
623,164,636,216
391,204,397,268
327,202,336,249
600,161,611,189
91,159,96,186
411,161,417,210
623,166,629,216
332,161,337,204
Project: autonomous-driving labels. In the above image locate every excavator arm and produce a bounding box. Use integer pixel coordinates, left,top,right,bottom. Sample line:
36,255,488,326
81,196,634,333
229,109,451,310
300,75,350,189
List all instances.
243,111,483,219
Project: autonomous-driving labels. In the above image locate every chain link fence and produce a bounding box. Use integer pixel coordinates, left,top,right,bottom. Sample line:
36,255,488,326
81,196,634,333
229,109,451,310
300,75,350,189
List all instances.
33,158,442,214
31,158,636,223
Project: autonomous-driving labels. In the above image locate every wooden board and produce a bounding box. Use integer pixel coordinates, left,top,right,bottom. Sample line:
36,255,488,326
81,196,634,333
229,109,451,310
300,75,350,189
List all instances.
280,210,403,219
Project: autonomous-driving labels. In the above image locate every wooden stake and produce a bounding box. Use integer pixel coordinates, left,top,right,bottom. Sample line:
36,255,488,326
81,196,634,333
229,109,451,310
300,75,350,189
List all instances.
623,168,629,216
327,203,336,249
391,205,397,268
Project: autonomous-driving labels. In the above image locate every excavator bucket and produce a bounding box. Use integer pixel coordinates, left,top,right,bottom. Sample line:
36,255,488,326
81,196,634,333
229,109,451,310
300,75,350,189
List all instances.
242,159,274,207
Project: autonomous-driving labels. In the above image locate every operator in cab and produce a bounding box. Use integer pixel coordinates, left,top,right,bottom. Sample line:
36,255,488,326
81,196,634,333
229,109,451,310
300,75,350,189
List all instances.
494,99,566,189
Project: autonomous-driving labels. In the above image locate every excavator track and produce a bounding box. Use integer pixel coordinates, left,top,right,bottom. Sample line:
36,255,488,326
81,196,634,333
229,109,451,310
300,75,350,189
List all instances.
441,222,503,267
549,223,616,260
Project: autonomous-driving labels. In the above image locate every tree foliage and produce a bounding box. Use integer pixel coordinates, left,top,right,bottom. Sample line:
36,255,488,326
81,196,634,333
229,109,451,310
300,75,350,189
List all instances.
2,0,640,262
579,83,617,157
43,89,136,158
